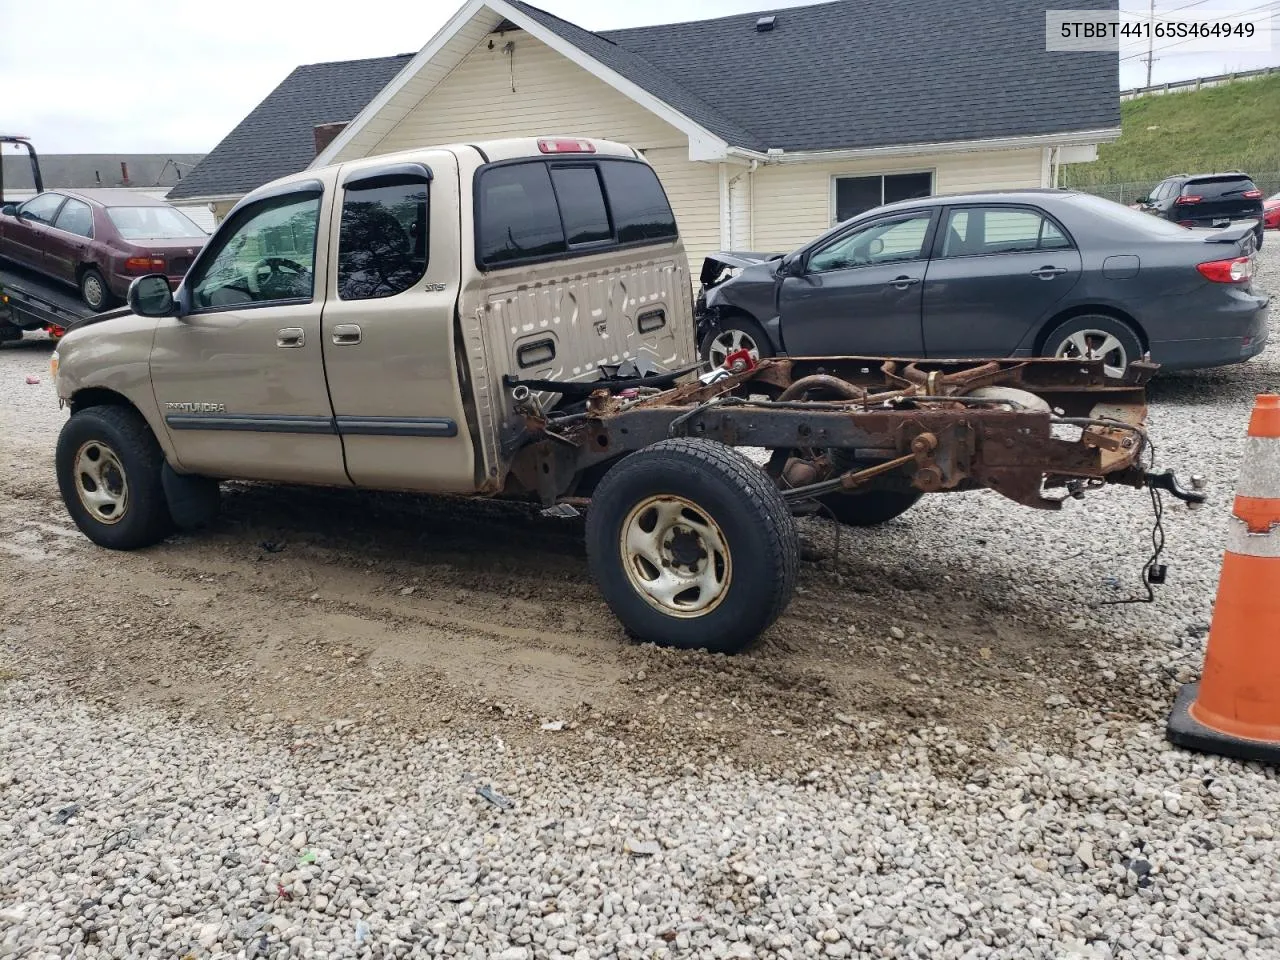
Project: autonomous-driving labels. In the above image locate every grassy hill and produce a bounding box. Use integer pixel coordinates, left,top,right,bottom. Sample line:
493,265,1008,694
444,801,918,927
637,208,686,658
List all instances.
1062,73,1280,189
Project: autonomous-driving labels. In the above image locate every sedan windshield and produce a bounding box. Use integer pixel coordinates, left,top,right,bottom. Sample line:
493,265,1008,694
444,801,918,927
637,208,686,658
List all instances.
107,206,207,240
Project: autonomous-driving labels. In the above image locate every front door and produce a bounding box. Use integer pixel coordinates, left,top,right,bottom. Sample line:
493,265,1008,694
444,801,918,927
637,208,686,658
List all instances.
1,192,65,270
319,155,476,492
150,176,348,484
921,205,1082,358
778,211,936,357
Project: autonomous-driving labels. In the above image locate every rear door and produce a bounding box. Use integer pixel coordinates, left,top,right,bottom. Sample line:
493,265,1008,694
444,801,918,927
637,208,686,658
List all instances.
319,153,477,493
2,192,65,269
777,211,935,356
1178,176,1264,227
921,204,1082,357
45,196,94,283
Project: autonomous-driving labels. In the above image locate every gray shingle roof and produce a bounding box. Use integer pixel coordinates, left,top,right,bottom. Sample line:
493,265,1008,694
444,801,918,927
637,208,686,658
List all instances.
169,0,1119,200
166,54,414,201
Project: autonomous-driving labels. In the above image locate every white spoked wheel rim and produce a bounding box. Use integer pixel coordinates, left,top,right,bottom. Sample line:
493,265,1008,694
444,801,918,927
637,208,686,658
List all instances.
1054,329,1129,379
620,495,732,618
73,440,129,524
83,274,105,308
708,328,760,369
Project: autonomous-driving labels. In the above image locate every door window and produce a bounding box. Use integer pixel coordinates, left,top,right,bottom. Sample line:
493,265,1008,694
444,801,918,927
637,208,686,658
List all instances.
17,193,65,224
337,177,429,300
53,198,93,238
807,214,932,272
189,192,321,310
939,207,1073,257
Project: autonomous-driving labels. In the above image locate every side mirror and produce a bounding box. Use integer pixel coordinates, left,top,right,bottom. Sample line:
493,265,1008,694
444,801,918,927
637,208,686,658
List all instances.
0,203,15,216
127,274,175,317
779,254,804,277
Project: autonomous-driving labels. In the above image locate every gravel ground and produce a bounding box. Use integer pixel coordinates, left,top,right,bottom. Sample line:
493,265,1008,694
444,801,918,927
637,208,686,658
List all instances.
2,242,1279,959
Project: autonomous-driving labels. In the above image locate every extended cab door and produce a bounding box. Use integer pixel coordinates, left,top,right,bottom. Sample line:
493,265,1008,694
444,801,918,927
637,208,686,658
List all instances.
319,153,476,492
777,210,935,357
149,174,348,484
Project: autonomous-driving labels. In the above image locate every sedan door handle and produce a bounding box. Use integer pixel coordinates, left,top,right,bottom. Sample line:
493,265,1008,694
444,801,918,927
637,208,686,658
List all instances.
1031,266,1069,279
331,323,362,345
276,327,305,348
886,275,921,289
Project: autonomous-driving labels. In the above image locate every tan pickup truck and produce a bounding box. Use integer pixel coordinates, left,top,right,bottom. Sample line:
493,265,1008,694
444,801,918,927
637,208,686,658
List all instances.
50,136,1200,653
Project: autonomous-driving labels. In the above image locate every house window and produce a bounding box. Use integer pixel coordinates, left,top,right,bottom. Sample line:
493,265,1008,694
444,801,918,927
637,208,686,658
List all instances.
834,172,933,223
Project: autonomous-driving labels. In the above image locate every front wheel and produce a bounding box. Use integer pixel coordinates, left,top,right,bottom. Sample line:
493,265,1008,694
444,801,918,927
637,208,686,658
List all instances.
699,315,773,369
586,438,799,653
56,406,174,549
1041,314,1143,380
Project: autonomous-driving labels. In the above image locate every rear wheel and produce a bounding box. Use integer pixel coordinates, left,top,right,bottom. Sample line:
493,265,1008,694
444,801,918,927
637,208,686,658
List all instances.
56,406,174,549
1041,314,1142,380
79,267,117,312
586,438,798,653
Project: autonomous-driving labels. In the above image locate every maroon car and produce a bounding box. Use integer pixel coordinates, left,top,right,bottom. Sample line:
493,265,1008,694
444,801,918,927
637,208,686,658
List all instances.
0,189,207,311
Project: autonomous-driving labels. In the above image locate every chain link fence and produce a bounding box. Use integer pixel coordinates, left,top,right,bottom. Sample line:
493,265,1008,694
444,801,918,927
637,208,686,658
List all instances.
1065,173,1280,207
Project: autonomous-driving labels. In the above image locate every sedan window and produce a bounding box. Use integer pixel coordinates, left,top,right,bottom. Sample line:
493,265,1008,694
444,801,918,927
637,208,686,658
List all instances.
17,192,65,225
53,198,93,238
808,215,931,272
940,207,1072,257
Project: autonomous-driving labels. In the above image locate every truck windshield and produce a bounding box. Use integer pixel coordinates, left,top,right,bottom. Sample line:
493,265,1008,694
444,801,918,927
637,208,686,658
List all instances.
107,206,207,240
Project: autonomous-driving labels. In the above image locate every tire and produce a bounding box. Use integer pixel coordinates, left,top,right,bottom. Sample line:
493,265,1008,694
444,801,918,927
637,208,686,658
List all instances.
79,267,116,312
586,438,799,653
820,488,923,527
699,314,773,369
1041,313,1142,380
56,406,174,550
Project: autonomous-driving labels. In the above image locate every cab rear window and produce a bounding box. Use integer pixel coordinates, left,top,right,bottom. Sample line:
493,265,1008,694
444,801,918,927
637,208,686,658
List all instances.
476,157,677,269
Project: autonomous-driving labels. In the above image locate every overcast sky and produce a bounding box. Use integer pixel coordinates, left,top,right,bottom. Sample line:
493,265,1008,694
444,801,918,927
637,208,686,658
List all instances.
2,0,1276,154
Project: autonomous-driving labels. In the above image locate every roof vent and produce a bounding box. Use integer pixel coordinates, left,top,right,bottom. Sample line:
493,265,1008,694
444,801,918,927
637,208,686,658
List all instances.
756,15,776,32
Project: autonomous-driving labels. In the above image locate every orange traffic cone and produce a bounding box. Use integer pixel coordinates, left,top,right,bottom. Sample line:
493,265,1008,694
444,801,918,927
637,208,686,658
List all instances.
1168,393,1280,762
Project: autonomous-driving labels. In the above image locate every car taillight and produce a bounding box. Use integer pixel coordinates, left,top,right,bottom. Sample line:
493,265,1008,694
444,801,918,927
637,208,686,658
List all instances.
124,256,166,274
1177,220,1195,227
1176,195,1202,205
537,138,595,153
1197,256,1253,283
1243,189,1262,199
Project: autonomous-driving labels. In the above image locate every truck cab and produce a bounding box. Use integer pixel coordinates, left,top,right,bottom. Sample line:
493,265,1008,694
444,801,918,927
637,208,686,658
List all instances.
53,136,695,506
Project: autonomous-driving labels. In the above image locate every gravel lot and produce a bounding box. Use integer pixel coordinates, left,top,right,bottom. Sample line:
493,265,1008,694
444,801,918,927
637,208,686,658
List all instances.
2,242,1279,959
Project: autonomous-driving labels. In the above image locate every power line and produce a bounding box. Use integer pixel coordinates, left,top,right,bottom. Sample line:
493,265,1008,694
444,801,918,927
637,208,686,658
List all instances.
1118,0,1280,61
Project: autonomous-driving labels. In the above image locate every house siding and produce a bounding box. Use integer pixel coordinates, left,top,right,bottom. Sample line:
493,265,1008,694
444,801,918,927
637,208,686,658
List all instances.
366,30,720,276
752,148,1047,253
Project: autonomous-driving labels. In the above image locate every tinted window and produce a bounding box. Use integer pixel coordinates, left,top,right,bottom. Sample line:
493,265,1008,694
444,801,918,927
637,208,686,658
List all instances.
18,193,65,224
598,160,677,243
54,198,93,238
1184,176,1259,199
107,206,206,239
189,192,320,309
808,214,931,272
940,207,1072,257
338,178,429,300
550,166,611,245
477,162,565,267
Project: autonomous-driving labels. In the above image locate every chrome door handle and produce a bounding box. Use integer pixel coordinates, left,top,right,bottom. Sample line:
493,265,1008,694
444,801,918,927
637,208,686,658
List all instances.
276,327,305,348
1031,266,1068,279
331,324,362,345
886,275,921,289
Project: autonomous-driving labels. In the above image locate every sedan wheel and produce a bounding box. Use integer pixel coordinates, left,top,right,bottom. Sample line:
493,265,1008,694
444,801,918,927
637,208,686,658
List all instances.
79,268,114,312
700,316,773,370
1054,329,1129,378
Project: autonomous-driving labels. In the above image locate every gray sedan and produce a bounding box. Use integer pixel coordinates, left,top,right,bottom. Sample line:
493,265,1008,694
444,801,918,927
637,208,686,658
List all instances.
697,189,1270,378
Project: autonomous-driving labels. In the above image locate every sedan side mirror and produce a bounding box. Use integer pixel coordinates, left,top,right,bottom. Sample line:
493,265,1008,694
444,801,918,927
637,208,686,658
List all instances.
128,274,175,317
778,254,804,277
0,203,15,216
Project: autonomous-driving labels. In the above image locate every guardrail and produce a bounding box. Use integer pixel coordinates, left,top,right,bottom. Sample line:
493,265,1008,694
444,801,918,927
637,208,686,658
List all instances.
1121,67,1276,101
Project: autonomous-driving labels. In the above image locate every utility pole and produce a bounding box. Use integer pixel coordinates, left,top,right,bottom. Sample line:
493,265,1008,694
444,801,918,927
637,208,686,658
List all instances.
1144,0,1158,87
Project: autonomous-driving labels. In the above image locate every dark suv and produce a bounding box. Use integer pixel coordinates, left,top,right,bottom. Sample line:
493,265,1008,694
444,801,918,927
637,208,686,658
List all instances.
1140,173,1265,248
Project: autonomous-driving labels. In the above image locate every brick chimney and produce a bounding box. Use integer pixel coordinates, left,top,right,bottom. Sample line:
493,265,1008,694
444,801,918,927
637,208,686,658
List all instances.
313,122,348,157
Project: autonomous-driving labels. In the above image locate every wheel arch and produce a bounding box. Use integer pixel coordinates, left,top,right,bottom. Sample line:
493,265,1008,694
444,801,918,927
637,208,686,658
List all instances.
70,386,139,416
1033,304,1149,356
